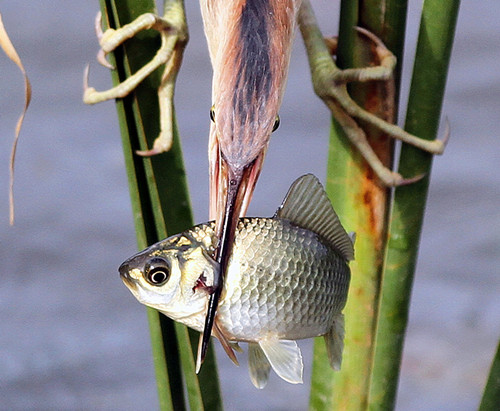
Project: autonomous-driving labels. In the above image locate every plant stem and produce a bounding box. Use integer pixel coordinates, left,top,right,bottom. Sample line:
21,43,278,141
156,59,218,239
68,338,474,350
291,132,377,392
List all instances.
97,0,222,409
310,1,408,409
479,340,500,411
368,1,460,409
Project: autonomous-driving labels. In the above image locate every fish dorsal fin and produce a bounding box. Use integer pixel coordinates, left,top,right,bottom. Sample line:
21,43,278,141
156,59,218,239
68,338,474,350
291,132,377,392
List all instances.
248,343,271,389
275,174,354,261
258,338,303,384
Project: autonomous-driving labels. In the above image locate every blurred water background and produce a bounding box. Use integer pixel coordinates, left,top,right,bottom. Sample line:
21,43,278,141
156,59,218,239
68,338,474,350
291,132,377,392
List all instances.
1,1,498,410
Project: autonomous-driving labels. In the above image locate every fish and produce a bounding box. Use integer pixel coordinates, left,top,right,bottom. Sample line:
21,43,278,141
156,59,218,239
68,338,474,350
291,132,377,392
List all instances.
119,174,354,388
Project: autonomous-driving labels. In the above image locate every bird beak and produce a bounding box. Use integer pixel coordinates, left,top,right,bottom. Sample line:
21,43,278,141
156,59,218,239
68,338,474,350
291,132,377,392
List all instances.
215,151,264,242
197,148,266,370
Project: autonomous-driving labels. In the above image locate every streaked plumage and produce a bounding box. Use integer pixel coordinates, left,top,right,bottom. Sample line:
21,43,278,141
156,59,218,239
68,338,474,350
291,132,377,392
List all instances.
119,174,354,387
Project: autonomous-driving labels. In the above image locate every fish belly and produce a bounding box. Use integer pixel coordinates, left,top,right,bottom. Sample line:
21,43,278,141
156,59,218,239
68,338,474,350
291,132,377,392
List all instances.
217,218,350,342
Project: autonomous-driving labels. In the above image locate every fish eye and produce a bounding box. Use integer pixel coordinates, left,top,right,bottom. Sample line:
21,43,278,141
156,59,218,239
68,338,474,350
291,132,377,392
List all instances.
145,257,170,286
272,115,280,132
210,105,215,123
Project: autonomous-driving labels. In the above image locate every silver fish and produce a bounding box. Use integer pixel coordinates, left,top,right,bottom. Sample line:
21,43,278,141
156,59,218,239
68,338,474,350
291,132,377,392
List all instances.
119,174,354,388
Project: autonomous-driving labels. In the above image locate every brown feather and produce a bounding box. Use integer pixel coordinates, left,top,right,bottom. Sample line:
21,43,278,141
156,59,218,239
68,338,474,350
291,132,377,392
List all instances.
202,0,301,169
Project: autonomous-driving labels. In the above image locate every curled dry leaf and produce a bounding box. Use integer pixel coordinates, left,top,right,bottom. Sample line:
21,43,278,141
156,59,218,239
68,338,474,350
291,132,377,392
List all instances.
0,12,32,225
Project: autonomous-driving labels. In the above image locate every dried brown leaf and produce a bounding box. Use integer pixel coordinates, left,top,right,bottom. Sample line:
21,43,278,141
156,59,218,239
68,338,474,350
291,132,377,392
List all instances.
0,12,32,225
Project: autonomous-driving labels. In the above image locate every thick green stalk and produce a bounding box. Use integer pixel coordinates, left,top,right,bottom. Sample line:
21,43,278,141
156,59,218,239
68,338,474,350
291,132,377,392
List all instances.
479,340,500,411
97,1,222,409
368,1,460,409
310,1,407,409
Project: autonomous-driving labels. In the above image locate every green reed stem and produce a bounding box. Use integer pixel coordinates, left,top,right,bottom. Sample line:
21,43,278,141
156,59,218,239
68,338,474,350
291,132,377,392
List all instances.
368,1,460,409
97,0,222,409
479,340,500,411
310,1,408,409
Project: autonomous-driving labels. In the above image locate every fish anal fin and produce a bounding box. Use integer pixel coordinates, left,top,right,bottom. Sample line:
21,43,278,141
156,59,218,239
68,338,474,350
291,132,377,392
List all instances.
258,338,303,384
248,343,271,389
324,313,345,371
275,174,355,261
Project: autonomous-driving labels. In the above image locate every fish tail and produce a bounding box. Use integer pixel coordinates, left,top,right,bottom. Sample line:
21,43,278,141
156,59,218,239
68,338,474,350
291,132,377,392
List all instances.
324,313,345,370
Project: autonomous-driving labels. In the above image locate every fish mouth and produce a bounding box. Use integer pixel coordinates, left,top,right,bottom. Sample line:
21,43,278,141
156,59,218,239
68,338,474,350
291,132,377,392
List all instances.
119,260,138,289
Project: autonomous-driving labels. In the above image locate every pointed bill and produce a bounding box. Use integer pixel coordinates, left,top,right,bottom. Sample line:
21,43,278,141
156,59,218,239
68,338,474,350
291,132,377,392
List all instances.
198,151,264,368
198,0,300,371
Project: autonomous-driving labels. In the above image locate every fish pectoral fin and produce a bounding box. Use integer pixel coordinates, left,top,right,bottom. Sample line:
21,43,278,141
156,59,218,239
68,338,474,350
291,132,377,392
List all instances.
324,313,345,371
195,321,238,374
258,338,303,384
248,343,271,389
213,321,239,366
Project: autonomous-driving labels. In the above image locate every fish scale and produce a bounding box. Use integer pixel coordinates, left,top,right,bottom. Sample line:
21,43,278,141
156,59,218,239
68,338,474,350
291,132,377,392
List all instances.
177,217,350,342
119,174,353,387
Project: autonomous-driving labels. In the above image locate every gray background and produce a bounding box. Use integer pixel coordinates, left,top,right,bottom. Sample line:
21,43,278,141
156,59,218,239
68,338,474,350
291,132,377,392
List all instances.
1,1,498,410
